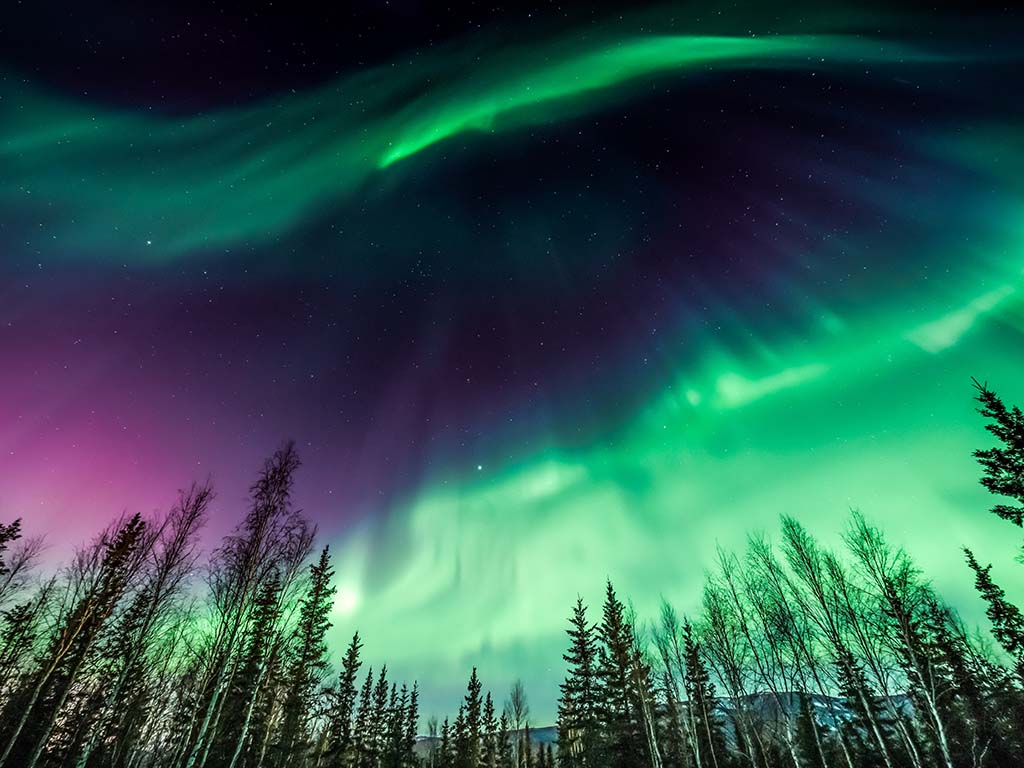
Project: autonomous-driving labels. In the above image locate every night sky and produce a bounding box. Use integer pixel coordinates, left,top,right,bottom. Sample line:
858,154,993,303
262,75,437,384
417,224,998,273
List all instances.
3,1,1024,721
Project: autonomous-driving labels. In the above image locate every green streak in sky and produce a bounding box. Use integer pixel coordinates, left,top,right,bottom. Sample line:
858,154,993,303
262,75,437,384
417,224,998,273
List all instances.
378,34,930,168
329,138,1024,719
2,27,936,259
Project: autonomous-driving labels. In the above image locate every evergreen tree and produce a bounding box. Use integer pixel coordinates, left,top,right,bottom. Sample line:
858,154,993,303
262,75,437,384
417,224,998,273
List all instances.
972,379,1024,526
0,586,49,699
439,718,454,768
327,633,364,766
482,692,498,768
352,666,376,766
404,683,420,768
963,548,1024,680
496,712,513,768
278,546,337,764
459,668,483,768
0,520,22,588
365,666,391,767
382,683,404,768
453,704,469,768
595,581,653,768
535,739,548,768
557,598,601,768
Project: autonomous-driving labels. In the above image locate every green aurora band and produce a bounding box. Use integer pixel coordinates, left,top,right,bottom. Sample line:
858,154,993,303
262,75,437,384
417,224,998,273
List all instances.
3,28,939,257
324,133,1024,712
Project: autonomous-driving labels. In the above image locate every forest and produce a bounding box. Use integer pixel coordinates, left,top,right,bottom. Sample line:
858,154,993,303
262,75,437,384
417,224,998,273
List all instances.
1,381,1023,768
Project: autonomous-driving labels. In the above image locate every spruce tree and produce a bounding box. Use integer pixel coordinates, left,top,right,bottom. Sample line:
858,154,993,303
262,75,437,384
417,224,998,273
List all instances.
382,683,404,768
279,546,337,763
404,683,420,768
595,581,651,768
352,666,375,767
557,598,601,768
0,520,22,588
972,380,1024,526
328,632,364,767
482,692,498,768
461,668,483,768
497,712,513,768
366,666,391,767
453,705,468,768
439,718,453,768
963,548,1024,680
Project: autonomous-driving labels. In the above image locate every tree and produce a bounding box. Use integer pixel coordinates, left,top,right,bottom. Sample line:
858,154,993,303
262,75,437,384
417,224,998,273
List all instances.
404,683,420,767
212,570,283,767
506,679,529,768
439,718,454,768
496,711,513,768
963,549,1024,680
595,581,659,768
278,546,337,764
681,620,727,768
557,597,601,768
972,379,1024,526
327,632,364,766
482,692,499,768
77,484,211,768
0,513,148,768
352,666,376,766
458,668,483,768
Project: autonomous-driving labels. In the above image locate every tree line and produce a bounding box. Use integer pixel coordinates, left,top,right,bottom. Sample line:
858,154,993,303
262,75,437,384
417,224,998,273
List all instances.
1,382,1022,768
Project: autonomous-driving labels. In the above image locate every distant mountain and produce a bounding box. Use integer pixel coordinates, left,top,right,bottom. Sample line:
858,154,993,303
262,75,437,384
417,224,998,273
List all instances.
414,692,913,756
414,725,557,756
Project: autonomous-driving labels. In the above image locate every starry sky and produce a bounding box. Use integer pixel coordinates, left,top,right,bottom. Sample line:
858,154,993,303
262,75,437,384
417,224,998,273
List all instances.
3,0,1024,721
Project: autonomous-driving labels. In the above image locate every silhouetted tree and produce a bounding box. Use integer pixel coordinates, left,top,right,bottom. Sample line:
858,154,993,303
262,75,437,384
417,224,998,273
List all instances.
963,548,1024,681
278,546,337,764
596,581,659,768
972,379,1024,526
557,598,601,768
0,513,147,768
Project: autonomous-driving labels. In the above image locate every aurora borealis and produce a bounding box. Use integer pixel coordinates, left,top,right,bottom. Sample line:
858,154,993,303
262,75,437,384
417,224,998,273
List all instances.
3,0,1024,721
